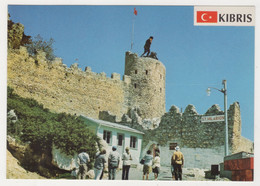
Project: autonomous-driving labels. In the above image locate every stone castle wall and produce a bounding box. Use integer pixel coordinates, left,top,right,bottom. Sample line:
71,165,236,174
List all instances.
140,102,253,168
7,48,166,121
8,47,130,119
148,102,253,153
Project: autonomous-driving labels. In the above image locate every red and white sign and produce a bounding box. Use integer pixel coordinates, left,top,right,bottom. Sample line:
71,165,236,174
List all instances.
197,11,217,23
201,115,225,123
194,6,255,26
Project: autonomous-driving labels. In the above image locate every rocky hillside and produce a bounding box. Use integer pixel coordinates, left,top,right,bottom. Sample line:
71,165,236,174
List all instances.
6,150,45,179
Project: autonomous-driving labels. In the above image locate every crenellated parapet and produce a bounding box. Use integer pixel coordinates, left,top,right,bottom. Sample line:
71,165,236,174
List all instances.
7,47,133,120
149,103,253,154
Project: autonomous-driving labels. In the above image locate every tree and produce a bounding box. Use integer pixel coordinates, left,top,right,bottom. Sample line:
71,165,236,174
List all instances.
25,34,56,61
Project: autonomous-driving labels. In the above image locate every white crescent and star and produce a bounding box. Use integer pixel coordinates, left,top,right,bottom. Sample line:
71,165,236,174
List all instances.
201,13,213,22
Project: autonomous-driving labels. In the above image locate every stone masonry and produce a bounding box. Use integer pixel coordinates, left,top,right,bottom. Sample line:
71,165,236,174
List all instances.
146,102,253,153
125,52,166,119
139,102,253,168
7,48,166,123
7,22,166,122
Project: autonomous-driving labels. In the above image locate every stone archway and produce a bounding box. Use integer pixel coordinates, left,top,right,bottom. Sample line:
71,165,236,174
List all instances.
142,141,160,158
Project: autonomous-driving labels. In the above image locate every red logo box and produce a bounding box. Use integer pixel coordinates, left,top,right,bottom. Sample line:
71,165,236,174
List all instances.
197,11,218,23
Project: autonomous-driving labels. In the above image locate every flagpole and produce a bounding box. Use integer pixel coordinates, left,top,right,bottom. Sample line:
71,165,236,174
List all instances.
131,12,135,51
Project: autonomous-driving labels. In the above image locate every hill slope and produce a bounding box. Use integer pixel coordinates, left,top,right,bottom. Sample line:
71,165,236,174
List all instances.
6,150,45,179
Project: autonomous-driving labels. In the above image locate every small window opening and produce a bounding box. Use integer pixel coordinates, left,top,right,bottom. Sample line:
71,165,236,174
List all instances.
130,136,137,148
103,130,112,144
117,134,124,146
146,70,148,75
169,143,178,150
134,83,137,88
135,70,138,74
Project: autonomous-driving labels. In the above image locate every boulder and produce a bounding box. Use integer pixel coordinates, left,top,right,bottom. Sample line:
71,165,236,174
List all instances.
51,146,78,171
7,109,18,123
7,135,28,161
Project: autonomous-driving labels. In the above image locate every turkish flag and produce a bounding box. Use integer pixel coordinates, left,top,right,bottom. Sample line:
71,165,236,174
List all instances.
134,8,137,15
197,11,218,23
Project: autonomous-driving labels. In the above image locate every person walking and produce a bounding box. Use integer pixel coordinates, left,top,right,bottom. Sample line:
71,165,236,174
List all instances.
172,146,184,180
122,147,133,180
108,146,120,180
141,36,153,57
142,150,153,180
94,149,106,180
152,152,160,180
77,149,90,179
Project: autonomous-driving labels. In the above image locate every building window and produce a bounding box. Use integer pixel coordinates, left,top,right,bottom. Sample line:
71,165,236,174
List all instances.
134,83,137,88
135,70,138,74
117,134,124,146
169,143,178,150
145,70,148,75
160,74,162,79
130,136,137,149
103,130,112,144
160,88,162,93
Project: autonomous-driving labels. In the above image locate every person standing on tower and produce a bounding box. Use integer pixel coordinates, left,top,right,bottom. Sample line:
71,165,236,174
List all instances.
141,36,153,57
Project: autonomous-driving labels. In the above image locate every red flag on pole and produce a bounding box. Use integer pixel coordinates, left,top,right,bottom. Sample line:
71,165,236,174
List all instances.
134,8,137,15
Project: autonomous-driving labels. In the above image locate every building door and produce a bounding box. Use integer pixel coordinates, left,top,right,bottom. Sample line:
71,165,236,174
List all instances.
117,133,125,155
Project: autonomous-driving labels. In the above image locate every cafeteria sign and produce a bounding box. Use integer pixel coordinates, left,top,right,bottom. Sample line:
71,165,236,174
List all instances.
201,115,225,123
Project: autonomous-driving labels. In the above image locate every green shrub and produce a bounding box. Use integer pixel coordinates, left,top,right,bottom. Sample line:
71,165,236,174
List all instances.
7,87,100,159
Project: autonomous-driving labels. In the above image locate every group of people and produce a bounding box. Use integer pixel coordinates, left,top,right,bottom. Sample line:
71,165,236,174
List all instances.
141,149,160,180
141,145,184,181
76,145,184,181
76,146,132,180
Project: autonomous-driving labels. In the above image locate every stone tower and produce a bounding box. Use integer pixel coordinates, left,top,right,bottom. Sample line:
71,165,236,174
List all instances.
124,51,166,119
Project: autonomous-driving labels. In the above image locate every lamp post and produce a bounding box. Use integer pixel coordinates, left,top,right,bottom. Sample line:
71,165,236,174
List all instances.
207,80,229,156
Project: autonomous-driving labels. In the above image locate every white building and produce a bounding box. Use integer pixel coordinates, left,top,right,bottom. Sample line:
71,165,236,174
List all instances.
80,116,144,165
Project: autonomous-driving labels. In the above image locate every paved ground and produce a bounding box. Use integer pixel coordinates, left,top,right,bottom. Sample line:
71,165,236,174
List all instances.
101,166,230,181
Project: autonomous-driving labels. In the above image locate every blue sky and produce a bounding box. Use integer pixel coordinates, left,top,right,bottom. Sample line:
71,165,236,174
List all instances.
8,5,254,141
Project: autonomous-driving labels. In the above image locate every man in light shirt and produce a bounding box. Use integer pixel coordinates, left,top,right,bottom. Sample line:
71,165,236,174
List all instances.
122,147,132,180
77,149,90,179
108,146,120,180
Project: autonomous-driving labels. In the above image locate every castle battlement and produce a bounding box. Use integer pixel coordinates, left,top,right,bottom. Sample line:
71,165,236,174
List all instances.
7,47,166,120
22,47,131,85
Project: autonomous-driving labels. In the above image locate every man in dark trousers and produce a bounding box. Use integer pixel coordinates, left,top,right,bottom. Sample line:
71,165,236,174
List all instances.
141,36,153,57
172,146,184,180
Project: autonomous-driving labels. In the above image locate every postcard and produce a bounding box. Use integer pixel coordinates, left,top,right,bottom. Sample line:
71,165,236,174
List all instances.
1,1,258,186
